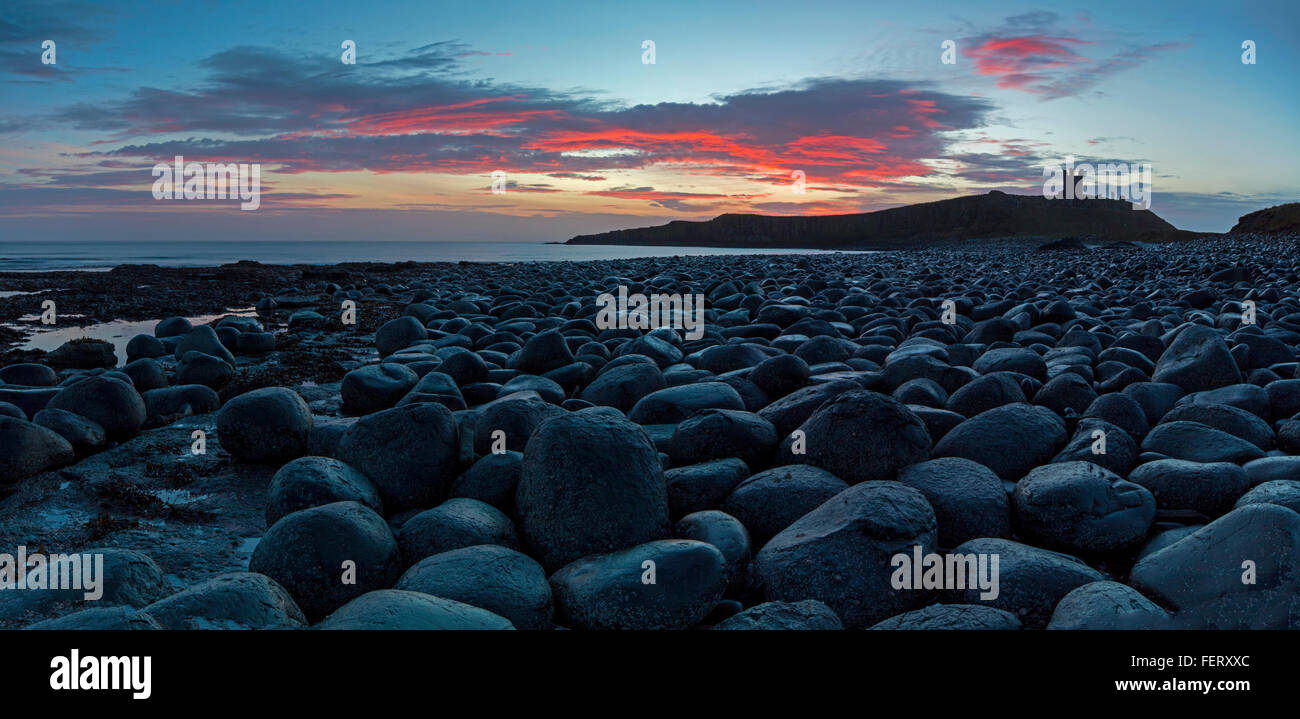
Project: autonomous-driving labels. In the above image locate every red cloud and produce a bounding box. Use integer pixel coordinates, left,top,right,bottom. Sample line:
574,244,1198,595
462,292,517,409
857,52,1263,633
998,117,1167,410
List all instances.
964,35,1091,91
348,97,568,136
67,56,998,214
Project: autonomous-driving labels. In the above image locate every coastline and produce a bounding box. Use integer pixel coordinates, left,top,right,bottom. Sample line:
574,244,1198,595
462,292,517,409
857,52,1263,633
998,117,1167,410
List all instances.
3,232,1300,631
0,232,1277,361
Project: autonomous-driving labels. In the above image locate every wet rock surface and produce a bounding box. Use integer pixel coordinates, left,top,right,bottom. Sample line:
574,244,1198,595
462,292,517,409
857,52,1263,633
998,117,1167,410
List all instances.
3,237,1300,629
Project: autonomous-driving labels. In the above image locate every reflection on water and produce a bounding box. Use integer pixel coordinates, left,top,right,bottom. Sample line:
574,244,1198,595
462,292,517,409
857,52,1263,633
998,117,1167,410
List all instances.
7,308,257,367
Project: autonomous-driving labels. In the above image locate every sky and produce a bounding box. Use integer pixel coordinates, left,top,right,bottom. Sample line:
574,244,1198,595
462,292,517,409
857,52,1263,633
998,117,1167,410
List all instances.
1,0,1297,242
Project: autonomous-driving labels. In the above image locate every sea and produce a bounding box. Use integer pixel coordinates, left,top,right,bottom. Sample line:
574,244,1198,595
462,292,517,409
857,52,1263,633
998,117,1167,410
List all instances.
0,240,865,273
0,240,869,360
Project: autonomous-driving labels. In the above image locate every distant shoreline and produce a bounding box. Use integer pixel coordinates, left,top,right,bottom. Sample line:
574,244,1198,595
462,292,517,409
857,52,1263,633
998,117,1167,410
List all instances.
0,240,870,274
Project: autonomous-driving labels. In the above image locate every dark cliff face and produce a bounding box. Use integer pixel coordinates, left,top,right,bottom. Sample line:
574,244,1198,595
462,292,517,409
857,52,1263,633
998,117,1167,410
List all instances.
1230,202,1300,234
567,191,1178,249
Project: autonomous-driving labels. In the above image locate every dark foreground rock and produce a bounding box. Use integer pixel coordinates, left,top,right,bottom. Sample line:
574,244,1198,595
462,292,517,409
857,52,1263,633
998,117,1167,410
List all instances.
6,235,1300,632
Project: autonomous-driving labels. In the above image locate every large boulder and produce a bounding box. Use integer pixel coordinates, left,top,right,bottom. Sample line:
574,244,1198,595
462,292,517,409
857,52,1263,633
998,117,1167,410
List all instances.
713,600,843,630
516,411,669,570
1151,325,1242,392
448,450,524,515
1127,459,1250,518
664,458,750,519
931,403,1067,481
947,538,1104,629
868,604,1022,630
628,382,746,424
175,351,235,389
1011,461,1155,554
172,325,235,364
1046,581,1170,630
1129,504,1300,628
674,510,752,594
141,572,307,630
579,361,666,411
335,402,460,511
341,363,419,415
668,409,777,468
1051,418,1138,476
396,498,518,567
748,354,811,398
45,339,116,369
154,316,192,338
1140,421,1266,464
721,464,848,544
396,545,552,630
0,416,74,483
317,590,514,630
778,390,931,484
1235,480,1300,514
249,501,402,622
550,539,726,630
45,376,146,440
216,387,312,463
753,481,937,629
24,607,161,630
375,317,427,357
757,379,860,437
896,457,1010,547
509,329,574,374
122,357,168,392
266,456,383,525
32,408,106,457
471,392,566,454
1159,402,1273,450
142,385,220,427
0,363,57,386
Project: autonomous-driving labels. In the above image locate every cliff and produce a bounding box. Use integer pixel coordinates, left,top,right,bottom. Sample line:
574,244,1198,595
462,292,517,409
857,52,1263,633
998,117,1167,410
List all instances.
566,191,1179,249
1230,202,1300,234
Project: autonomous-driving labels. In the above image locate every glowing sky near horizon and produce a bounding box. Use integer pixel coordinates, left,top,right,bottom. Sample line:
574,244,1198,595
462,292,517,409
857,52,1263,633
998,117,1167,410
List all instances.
1,0,1297,240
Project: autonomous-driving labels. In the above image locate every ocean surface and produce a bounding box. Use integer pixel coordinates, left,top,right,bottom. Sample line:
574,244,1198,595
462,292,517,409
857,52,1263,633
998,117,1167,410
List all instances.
0,240,867,272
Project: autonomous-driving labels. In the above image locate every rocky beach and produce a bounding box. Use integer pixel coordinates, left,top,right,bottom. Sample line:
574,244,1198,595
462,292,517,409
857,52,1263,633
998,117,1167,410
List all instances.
2,234,1300,631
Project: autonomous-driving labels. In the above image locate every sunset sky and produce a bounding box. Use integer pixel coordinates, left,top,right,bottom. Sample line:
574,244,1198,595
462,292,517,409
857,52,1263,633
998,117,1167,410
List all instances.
2,0,1297,241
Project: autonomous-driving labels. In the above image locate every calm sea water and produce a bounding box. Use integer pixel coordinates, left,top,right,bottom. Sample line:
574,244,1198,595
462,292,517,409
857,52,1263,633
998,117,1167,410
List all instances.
0,240,865,272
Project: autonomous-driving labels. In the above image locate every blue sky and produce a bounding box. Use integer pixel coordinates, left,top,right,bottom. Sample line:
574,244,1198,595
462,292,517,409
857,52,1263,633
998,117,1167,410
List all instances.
1,0,1297,241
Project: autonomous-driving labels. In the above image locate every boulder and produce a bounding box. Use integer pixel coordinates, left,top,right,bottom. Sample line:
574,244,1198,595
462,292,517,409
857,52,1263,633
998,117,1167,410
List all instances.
550,540,726,630
216,387,312,463
753,481,937,628
516,411,669,570
335,402,460,511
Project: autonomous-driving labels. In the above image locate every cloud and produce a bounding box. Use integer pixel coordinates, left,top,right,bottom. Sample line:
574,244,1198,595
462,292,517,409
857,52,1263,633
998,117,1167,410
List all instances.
5,43,999,214
965,35,1092,90
0,1,121,82
6,39,1018,219
961,13,1188,99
